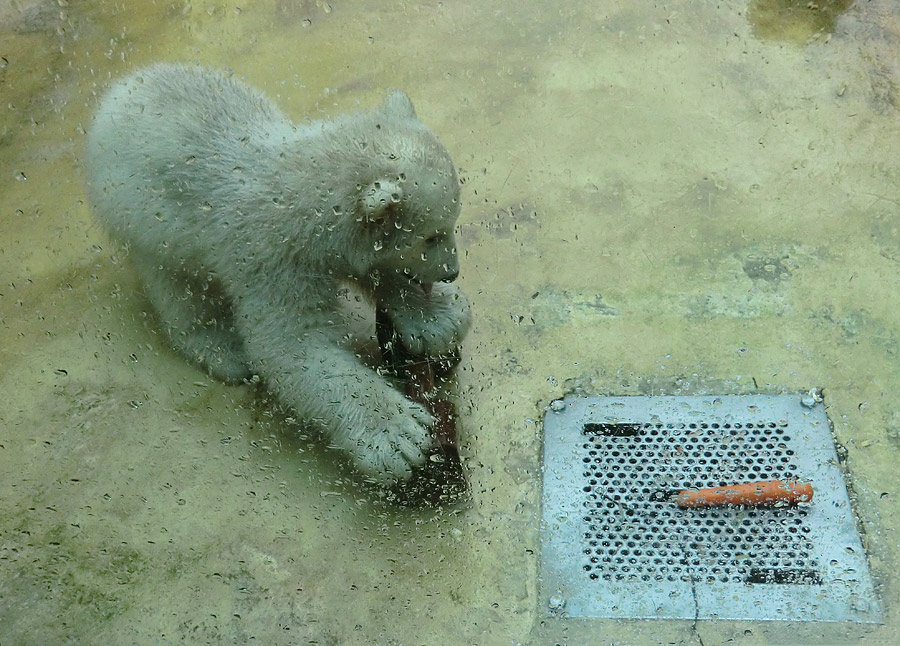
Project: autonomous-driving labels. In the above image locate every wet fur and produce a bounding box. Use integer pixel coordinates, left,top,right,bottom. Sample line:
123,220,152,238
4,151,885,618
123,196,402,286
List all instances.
85,64,471,482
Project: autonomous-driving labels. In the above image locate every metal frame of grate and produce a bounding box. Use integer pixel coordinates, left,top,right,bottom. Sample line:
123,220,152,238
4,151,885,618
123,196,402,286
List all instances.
539,395,881,622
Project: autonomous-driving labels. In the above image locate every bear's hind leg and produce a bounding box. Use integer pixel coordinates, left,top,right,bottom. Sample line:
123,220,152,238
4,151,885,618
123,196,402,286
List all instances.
134,255,252,384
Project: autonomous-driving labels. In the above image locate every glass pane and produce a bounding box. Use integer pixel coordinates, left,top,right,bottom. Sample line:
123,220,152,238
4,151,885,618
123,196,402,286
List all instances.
0,1,895,644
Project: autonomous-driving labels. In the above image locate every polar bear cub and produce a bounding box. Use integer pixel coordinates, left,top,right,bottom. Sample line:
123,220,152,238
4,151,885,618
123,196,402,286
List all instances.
85,64,471,483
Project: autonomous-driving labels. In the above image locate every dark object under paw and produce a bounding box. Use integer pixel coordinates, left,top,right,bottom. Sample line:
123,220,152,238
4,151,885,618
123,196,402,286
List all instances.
376,309,468,506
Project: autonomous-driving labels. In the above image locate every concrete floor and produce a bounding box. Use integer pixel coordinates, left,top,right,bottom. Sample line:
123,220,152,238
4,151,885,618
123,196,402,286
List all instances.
1,1,898,644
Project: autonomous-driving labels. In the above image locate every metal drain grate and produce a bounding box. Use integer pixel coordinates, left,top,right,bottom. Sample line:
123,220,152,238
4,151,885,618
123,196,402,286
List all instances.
539,395,881,622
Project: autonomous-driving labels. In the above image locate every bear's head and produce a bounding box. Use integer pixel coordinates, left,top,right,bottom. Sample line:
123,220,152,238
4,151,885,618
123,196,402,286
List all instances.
354,92,462,293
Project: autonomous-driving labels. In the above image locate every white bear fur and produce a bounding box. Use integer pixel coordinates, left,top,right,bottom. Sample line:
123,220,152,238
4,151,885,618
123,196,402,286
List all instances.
85,64,471,483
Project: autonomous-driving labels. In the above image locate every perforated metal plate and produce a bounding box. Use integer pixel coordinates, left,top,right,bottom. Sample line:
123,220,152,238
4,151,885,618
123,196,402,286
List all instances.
539,395,881,622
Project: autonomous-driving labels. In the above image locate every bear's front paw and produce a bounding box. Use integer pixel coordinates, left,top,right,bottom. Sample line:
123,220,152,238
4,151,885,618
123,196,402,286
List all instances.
344,388,435,483
387,282,472,358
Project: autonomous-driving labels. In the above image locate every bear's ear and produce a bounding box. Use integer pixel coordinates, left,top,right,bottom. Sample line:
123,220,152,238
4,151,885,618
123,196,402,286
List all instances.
379,90,416,118
361,179,403,224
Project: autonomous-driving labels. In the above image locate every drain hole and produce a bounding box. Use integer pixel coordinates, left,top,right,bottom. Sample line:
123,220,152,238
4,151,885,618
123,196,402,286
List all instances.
584,423,643,437
745,568,823,585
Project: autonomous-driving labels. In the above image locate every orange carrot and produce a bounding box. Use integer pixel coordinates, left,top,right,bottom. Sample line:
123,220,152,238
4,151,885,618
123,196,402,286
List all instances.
676,480,813,508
